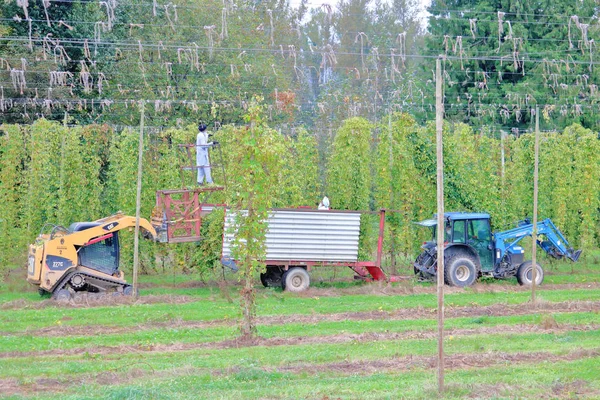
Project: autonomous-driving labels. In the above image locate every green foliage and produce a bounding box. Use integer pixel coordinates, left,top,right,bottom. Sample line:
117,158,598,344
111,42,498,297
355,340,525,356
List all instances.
224,101,287,338
424,0,600,132
23,120,65,235
275,127,321,207
194,208,226,280
327,117,373,259
375,113,435,257
444,123,502,218
0,124,28,269
327,117,372,210
56,126,103,224
509,125,600,247
105,127,139,215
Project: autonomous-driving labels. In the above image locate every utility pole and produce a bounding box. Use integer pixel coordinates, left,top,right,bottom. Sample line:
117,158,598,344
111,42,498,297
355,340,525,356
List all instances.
435,57,445,394
531,106,540,303
132,102,145,298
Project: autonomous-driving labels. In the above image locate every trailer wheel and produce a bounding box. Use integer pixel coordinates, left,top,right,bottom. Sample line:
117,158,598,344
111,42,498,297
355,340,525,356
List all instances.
281,267,310,292
516,261,544,286
445,253,477,287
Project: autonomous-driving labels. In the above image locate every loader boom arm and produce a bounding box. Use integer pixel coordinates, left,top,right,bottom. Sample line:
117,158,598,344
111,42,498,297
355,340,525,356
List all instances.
493,218,581,262
67,214,158,246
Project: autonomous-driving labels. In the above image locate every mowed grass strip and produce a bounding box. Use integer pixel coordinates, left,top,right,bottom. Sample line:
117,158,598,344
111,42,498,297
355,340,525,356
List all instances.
58,356,599,400
2,287,600,333
2,326,600,380
3,343,600,399
544,273,600,284
1,310,600,354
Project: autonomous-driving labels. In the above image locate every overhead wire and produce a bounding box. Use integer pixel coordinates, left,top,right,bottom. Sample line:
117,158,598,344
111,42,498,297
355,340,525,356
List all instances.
20,0,600,22
3,1,600,128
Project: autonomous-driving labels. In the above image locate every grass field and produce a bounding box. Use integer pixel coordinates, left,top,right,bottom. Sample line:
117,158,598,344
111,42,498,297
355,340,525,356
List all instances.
1,253,600,399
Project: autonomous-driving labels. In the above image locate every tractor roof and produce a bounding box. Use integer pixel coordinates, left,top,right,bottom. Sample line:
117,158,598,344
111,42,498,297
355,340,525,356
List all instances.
415,212,490,227
443,212,490,220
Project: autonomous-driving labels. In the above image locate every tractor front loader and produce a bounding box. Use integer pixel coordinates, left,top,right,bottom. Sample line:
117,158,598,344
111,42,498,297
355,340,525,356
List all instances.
413,212,581,287
27,213,157,300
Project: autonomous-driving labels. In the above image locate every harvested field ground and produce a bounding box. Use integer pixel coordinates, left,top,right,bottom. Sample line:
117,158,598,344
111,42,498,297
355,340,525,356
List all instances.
1,261,600,399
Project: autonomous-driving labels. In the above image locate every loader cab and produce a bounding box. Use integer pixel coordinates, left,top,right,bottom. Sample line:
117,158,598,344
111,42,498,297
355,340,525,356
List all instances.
69,222,121,276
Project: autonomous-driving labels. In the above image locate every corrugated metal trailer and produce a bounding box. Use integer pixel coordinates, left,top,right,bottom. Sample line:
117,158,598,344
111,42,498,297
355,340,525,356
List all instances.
222,208,400,291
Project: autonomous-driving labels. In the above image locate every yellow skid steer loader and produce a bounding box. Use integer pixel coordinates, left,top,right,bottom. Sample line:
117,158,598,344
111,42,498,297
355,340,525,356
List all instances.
27,213,157,300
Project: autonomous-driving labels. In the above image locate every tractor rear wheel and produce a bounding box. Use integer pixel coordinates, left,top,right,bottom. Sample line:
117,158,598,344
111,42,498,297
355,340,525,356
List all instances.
445,253,478,287
281,267,310,292
516,261,544,286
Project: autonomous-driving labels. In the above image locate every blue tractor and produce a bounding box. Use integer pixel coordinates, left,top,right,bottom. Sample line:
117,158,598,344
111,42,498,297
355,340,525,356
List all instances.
413,212,582,287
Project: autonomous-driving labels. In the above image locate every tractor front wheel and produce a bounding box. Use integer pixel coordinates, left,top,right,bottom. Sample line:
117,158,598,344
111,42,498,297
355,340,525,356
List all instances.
445,253,478,287
516,261,544,286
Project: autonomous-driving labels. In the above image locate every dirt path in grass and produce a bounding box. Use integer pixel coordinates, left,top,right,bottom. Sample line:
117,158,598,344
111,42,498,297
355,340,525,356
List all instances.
296,281,600,298
2,321,599,360
274,348,600,374
2,299,598,339
259,300,600,327
1,347,599,398
2,282,600,311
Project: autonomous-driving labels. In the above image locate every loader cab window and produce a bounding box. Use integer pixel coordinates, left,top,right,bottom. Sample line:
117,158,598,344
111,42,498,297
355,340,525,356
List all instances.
78,233,120,276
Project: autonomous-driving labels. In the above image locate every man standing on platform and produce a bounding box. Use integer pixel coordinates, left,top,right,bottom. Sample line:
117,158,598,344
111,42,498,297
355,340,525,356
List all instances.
196,123,213,185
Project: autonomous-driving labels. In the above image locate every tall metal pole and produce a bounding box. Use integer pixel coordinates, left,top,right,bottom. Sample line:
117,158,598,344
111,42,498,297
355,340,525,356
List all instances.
435,57,445,394
132,102,145,298
531,106,540,303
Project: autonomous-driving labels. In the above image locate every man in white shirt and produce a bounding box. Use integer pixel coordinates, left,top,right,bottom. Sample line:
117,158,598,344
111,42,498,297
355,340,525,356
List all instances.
196,124,213,185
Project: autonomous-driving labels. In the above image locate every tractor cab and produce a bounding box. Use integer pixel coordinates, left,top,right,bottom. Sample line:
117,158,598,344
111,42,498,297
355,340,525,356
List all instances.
417,212,495,273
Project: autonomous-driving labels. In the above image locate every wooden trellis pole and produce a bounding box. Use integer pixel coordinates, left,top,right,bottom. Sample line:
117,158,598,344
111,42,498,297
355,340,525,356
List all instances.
132,102,145,298
435,57,445,394
531,106,540,303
